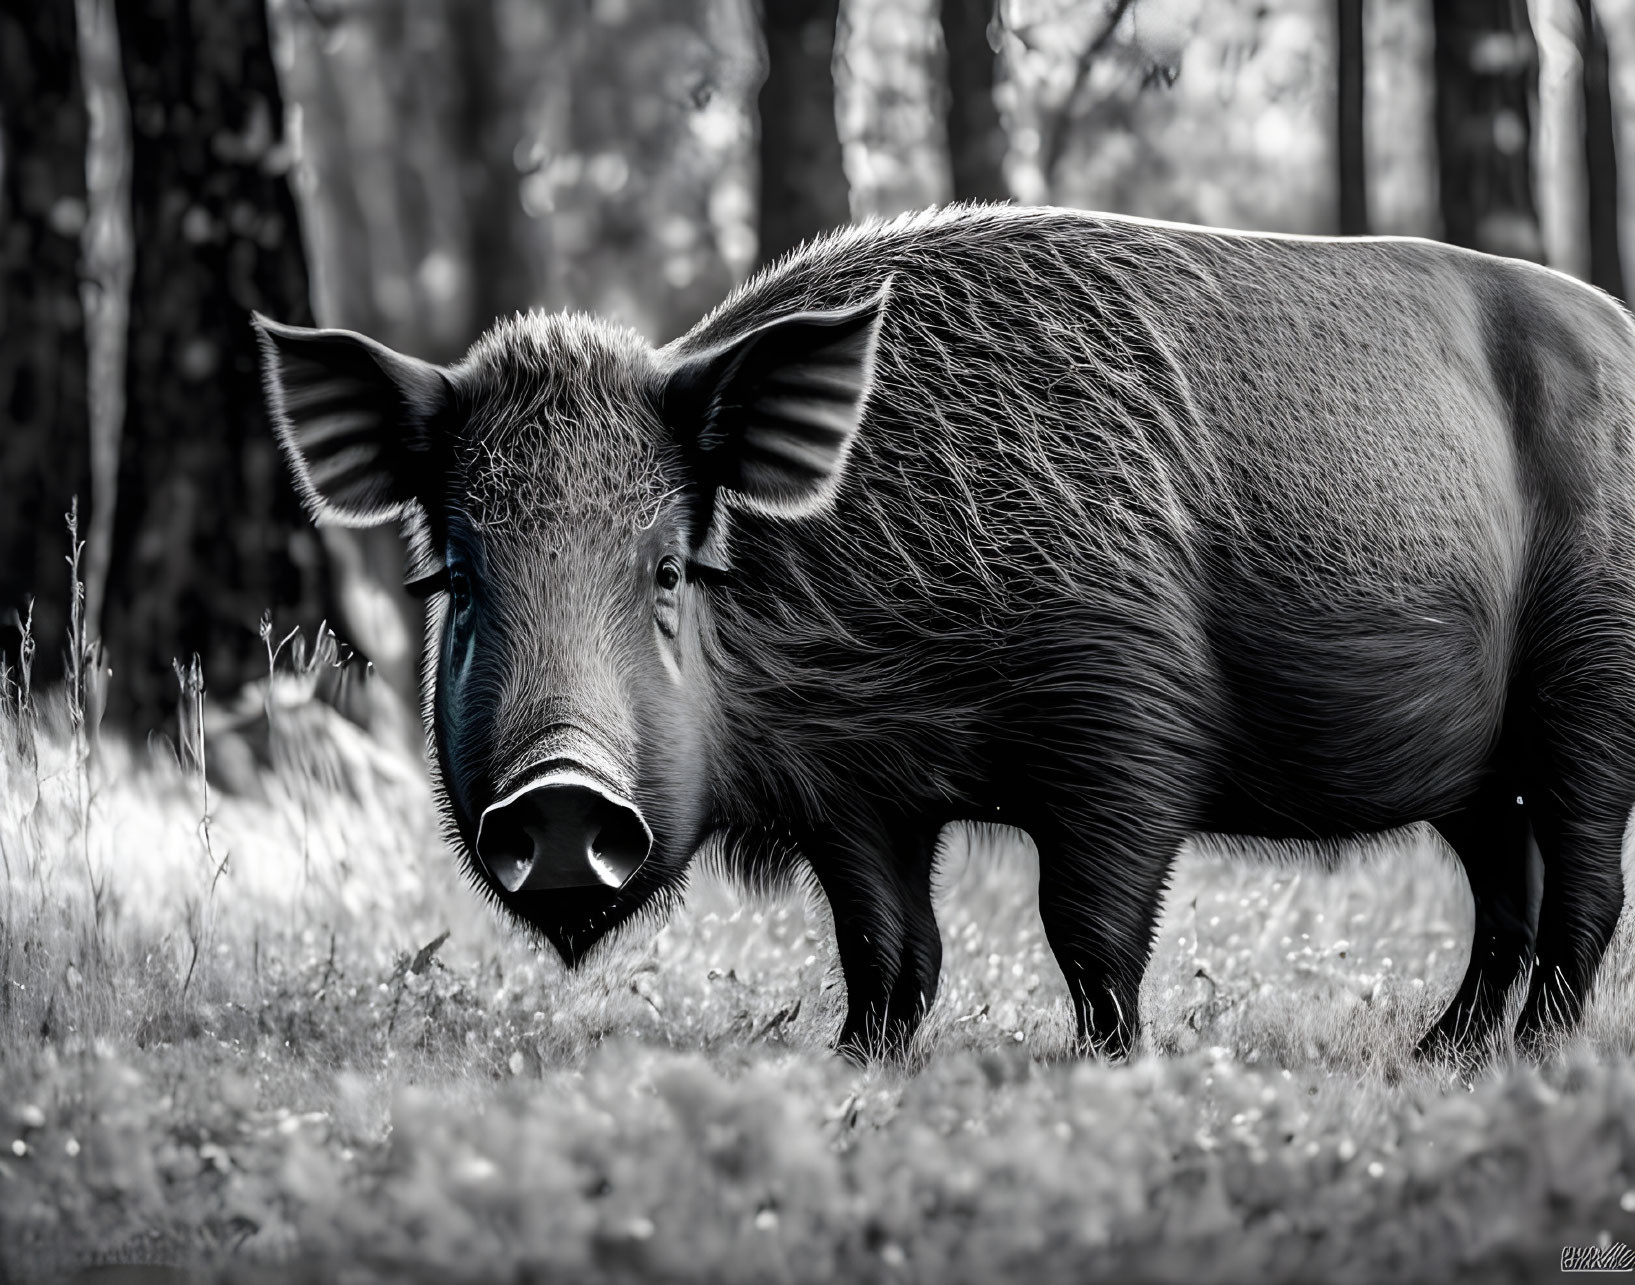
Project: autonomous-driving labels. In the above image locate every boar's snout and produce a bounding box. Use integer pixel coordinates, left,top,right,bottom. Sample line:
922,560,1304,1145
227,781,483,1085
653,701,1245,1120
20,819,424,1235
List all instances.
476,768,652,893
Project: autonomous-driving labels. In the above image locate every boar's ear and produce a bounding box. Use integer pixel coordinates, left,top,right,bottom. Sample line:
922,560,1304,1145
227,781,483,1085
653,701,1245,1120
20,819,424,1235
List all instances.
662,280,889,541
253,314,453,528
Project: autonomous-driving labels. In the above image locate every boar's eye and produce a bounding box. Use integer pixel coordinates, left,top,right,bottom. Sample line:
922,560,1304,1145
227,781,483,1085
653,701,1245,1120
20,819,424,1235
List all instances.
654,555,683,640
449,566,474,618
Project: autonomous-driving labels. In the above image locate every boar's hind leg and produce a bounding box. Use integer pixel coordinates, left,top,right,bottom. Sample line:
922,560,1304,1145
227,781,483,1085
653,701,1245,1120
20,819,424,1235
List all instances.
1515,774,1630,1049
1416,765,1537,1060
804,814,943,1063
1032,808,1186,1060
1504,562,1635,1052
1512,592,1635,1051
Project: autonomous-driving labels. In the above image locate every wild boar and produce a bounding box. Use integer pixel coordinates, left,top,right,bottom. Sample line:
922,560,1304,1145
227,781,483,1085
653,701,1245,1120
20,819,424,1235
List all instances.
255,204,1634,1060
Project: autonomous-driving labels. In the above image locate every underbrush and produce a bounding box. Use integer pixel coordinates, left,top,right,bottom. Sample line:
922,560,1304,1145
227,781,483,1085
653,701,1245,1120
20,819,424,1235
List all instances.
3,641,1635,1282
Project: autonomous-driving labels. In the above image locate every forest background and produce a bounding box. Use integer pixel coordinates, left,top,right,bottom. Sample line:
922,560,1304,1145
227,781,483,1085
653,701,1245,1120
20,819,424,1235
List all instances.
1,0,1620,732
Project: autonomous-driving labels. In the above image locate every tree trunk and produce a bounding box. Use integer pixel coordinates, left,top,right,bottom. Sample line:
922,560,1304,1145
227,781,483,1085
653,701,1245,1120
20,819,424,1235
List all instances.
1577,0,1623,299
940,0,1008,204
74,0,136,677
104,0,328,728
449,0,541,338
0,0,92,687
1336,0,1368,235
1431,0,1542,260
756,0,849,267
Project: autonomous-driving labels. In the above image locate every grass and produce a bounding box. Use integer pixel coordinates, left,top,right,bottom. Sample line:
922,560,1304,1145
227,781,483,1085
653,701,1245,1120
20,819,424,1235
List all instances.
4,644,1635,1282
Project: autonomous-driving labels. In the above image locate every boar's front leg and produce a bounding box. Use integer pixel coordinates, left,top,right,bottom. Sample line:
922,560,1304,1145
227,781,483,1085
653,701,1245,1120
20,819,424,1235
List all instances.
803,811,943,1062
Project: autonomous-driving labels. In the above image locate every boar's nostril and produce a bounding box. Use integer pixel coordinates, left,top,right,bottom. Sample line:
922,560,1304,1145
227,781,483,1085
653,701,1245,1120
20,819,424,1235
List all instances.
476,772,652,893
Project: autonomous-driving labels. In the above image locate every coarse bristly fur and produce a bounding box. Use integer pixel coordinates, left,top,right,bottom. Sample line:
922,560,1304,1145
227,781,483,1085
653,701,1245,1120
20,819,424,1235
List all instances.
254,202,1635,1062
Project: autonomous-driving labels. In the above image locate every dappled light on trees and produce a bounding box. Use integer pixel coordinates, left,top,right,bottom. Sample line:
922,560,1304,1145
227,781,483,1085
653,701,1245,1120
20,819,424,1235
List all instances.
1,0,1634,728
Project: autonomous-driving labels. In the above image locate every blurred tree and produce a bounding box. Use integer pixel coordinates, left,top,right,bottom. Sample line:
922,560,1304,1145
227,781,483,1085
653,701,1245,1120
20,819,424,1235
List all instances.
939,0,1008,203
757,0,850,265
271,0,549,739
538,0,742,338
273,0,738,736
276,0,529,366
1431,0,1542,260
1336,0,1367,234
1035,0,1134,197
1576,0,1623,299
0,0,91,687
74,0,135,688
102,0,329,727
450,0,540,342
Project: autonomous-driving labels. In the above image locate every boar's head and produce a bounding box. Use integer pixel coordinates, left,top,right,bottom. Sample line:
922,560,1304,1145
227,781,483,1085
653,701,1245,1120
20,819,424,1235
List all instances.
253,287,887,965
